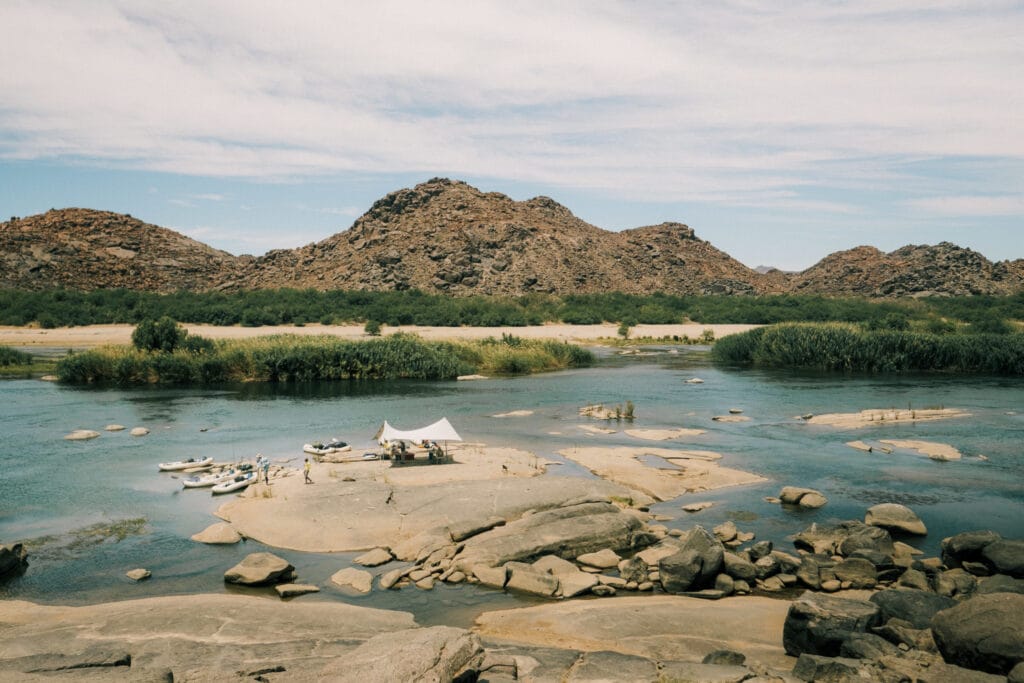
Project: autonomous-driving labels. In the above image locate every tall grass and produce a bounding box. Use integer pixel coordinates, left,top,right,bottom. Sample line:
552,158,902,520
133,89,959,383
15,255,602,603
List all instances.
56,333,593,384
0,345,32,366
712,323,1024,374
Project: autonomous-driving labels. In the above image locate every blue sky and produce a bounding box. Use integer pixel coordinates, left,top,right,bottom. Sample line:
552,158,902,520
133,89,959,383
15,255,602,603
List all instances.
1,1,1021,271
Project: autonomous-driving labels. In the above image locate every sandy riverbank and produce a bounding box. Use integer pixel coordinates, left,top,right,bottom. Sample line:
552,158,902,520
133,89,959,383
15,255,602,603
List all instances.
0,322,760,348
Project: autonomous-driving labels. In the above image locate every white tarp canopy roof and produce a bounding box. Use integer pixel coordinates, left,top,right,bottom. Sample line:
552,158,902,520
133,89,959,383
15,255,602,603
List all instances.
374,417,462,444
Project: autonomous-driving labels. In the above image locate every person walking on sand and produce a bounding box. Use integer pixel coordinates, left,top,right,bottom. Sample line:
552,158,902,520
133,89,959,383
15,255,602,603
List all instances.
262,456,271,485
304,458,313,484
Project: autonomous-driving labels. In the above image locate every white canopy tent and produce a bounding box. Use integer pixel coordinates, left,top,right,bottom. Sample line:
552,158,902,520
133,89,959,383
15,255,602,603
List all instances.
374,417,463,445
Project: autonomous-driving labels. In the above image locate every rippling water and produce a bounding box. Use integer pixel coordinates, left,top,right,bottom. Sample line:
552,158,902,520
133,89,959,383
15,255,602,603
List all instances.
2,346,1022,624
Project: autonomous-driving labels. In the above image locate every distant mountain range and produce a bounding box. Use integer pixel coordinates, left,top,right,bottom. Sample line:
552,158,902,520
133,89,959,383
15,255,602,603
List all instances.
2,178,1022,297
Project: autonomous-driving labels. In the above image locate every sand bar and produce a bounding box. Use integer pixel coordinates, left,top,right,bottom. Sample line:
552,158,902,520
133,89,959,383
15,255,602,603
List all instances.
878,439,962,461
0,323,760,348
804,407,969,429
558,446,766,501
624,427,706,441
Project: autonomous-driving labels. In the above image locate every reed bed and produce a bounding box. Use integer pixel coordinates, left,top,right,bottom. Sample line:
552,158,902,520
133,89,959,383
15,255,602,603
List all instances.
56,333,594,384
712,323,1024,374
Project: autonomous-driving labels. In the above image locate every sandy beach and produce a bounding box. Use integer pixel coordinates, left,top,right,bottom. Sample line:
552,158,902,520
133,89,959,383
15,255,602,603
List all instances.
0,322,760,348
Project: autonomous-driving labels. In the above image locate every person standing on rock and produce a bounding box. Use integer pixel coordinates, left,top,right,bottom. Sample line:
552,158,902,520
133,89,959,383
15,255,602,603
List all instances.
304,458,313,484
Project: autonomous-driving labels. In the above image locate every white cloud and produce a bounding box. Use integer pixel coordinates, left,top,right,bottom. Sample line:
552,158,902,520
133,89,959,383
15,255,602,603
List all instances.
908,195,1024,216
0,0,1021,210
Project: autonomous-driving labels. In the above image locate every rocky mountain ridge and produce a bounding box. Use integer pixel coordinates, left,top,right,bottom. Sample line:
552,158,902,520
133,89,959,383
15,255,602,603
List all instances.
2,179,1021,297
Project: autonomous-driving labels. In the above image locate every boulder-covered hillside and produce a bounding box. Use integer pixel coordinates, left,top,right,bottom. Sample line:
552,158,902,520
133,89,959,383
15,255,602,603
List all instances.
2,179,1021,296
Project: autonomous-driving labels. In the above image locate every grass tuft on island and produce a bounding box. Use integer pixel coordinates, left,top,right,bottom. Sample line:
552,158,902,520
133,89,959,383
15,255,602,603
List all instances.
55,332,594,384
712,322,1024,374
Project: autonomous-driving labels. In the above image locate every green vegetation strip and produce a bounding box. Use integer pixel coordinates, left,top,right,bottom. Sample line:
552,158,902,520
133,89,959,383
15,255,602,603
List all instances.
56,332,593,384
712,323,1024,374
3,288,1021,330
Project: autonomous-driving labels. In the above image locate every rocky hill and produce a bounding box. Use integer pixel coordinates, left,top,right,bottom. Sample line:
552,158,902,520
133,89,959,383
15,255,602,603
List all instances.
224,179,768,296
1,181,1021,297
790,243,1024,297
0,209,241,292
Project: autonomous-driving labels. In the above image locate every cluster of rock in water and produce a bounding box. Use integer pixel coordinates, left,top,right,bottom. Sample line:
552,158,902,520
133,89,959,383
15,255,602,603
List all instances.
177,492,1024,681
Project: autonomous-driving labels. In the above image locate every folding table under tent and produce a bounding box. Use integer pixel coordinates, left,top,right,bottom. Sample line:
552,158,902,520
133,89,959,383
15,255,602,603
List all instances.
374,417,463,461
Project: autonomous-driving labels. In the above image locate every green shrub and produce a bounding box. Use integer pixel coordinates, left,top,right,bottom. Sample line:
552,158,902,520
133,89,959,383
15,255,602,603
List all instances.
0,345,32,366
132,317,186,352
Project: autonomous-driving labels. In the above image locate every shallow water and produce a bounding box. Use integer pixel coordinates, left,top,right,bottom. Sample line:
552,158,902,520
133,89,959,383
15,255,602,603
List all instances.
2,346,1022,624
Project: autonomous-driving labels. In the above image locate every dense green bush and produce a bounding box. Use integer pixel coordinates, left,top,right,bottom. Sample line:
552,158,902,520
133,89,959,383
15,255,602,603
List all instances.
55,333,593,384
713,323,1024,374
0,345,32,366
131,317,187,352
2,288,1020,330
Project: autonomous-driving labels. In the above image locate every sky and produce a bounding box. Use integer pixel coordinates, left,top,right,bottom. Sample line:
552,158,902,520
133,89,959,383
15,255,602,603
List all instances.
0,1,1021,271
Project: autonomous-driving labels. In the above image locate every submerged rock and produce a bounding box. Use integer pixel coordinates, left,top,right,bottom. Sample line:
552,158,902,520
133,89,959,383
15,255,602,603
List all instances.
64,429,100,440
125,568,151,581
0,543,29,579
190,522,242,544
331,567,373,594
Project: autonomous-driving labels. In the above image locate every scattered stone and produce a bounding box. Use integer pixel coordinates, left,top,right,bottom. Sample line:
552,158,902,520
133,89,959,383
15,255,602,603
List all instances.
685,378,704,384
792,653,865,682
840,632,902,660
982,539,1024,578
897,567,931,591
778,486,828,509
590,584,616,596
125,568,151,581
783,591,881,657
723,552,757,582
104,424,125,432
713,520,738,543
447,571,466,584
794,521,894,557
728,408,743,414
0,543,29,578
682,501,714,512
379,567,407,590
865,503,928,536
833,557,877,589
472,564,508,590
190,522,242,544
354,547,394,567
505,562,559,597
932,592,1024,675
702,649,746,666
331,567,373,594
64,429,100,440
130,427,149,437
617,556,649,584
224,552,296,586
533,554,579,576
415,576,435,590
870,588,954,631
275,583,319,598
712,414,750,422
577,548,621,569
977,574,1024,595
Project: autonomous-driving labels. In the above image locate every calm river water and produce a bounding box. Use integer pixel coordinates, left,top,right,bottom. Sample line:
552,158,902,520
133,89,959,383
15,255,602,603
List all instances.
1,347,1022,625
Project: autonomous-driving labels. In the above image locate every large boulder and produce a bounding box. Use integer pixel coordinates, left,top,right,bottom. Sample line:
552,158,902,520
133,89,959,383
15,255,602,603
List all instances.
869,588,955,629
658,525,724,593
320,625,484,681
453,502,647,571
0,543,28,579
794,521,893,557
331,567,373,594
865,503,927,536
505,562,559,597
942,530,1001,568
224,552,296,586
190,522,242,544
783,591,881,657
832,557,877,589
932,593,1024,675
982,539,1024,578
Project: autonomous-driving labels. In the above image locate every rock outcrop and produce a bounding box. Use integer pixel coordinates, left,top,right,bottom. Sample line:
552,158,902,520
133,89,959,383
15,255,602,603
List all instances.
4,182,1021,297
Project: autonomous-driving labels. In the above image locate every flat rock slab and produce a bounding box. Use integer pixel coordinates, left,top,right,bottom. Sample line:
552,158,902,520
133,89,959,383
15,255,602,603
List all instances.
217,475,638,553
879,439,962,461
275,583,320,598
190,522,242,544
558,446,765,501
353,547,393,567
0,594,418,680
474,595,794,670
331,567,374,594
